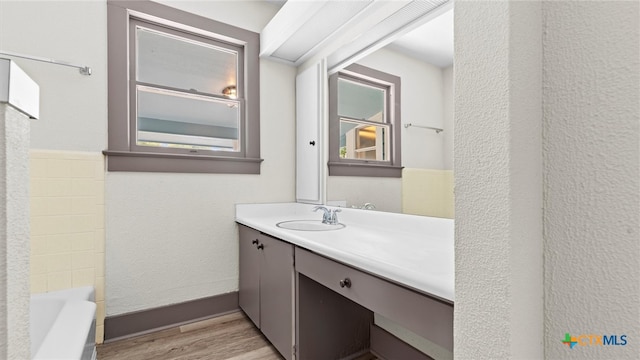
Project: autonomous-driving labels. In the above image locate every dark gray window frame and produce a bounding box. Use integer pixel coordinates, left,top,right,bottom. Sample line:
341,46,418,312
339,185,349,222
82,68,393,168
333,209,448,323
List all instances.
328,63,402,178
105,0,262,174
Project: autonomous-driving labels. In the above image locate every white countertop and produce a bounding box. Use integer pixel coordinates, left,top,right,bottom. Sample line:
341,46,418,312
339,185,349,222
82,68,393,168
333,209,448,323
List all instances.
235,202,454,303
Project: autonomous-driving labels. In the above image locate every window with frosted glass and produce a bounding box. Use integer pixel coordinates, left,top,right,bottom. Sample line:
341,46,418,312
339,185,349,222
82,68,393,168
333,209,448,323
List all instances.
134,24,242,152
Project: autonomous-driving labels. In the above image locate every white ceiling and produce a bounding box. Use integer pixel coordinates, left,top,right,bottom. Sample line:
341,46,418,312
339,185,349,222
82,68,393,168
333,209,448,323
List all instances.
385,8,453,68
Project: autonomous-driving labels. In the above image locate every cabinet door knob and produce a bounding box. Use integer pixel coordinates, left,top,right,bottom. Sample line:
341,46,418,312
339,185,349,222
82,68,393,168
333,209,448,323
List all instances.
252,239,259,245
257,244,264,250
339,278,352,288
309,140,316,146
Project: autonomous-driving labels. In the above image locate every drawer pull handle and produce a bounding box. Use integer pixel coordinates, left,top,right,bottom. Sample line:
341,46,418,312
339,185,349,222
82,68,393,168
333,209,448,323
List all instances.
252,239,259,245
339,278,352,288
257,244,264,250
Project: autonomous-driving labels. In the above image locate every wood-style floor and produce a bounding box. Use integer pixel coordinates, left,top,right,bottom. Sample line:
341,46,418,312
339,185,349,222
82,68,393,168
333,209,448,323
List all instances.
97,311,283,360
97,311,378,360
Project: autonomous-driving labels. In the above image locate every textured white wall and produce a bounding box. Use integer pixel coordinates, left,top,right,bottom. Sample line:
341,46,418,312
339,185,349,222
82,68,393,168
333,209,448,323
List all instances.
454,1,543,358
456,0,639,358
0,105,5,360
442,66,453,171
106,59,296,315
543,1,640,358
0,105,31,359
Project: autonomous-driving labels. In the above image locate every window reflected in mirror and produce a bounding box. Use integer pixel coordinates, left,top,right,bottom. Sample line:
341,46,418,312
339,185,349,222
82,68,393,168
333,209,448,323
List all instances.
328,63,401,177
337,78,385,122
337,77,390,161
339,120,389,161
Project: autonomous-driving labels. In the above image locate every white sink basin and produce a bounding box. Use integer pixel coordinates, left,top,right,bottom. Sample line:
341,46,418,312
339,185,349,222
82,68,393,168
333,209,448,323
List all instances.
276,220,345,231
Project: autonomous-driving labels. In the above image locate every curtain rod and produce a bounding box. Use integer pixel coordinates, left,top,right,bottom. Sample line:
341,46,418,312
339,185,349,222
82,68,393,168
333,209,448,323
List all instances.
404,123,443,134
0,50,92,76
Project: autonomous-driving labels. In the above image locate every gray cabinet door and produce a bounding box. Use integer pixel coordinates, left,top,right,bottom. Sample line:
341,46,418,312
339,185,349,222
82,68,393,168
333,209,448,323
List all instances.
259,234,294,360
238,225,261,327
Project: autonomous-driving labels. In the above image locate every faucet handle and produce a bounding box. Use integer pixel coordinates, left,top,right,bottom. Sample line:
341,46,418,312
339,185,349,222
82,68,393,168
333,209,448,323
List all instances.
328,208,341,225
313,206,329,213
313,206,331,224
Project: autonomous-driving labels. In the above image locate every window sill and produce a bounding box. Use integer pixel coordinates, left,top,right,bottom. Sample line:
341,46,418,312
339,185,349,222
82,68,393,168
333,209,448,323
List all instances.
103,150,263,174
328,161,403,178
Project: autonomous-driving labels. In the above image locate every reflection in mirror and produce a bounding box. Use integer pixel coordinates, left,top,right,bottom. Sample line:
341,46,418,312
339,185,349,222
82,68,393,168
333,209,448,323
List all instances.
326,7,454,217
338,78,385,122
328,63,401,178
339,120,388,161
338,77,389,161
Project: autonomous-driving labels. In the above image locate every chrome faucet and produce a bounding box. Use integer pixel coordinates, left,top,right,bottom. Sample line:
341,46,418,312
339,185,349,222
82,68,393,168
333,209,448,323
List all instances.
313,206,341,225
351,202,376,210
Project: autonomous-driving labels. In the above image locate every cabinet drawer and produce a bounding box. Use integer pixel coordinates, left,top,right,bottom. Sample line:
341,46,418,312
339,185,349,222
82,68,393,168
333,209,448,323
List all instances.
295,247,453,351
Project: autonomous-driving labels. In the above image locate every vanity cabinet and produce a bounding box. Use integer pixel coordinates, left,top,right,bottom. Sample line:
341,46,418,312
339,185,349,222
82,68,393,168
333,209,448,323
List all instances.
238,219,453,359
296,247,453,352
238,225,294,360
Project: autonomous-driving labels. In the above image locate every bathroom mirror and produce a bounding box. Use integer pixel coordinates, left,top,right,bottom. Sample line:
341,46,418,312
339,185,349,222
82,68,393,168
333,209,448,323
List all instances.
325,5,454,216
